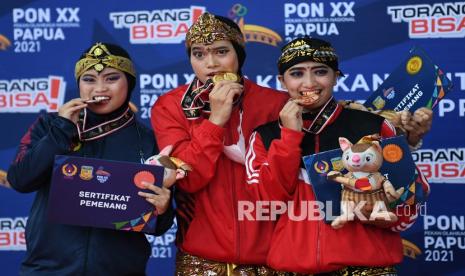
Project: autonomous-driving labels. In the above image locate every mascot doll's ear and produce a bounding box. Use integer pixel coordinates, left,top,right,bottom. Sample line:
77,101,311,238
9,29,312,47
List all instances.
338,137,352,152
156,146,178,169
371,141,382,153
159,145,173,156
147,145,187,171
145,146,176,169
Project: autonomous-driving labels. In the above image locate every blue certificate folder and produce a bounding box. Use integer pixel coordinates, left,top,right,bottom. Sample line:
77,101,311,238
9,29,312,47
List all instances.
364,46,453,112
302,136,425,223
48,155,165,233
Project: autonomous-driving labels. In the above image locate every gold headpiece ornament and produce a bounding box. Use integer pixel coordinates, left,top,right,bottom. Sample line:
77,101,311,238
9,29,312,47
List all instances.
74,42,136,79
278,38,338,66
185,12,245,48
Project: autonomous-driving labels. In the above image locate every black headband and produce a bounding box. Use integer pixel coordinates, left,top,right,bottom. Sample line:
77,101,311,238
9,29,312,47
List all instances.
277,37,342,75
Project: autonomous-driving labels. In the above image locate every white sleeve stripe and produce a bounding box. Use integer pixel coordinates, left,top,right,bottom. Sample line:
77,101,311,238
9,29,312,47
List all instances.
245,132,268,178
391,220,416,232
247,179,259,184
408,213,419,221
418,171,431,194
405,221,415,228
245,132,259,180
245,132,255,178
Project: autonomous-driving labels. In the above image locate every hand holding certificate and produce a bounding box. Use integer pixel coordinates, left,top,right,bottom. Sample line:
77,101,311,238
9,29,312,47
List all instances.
364,46,453,112
48,155,165,233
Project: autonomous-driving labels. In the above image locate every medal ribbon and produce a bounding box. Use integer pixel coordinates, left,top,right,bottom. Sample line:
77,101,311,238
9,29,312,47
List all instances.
180,78,214,120
303,97,339,134
180,77,243,120
77,107,134,141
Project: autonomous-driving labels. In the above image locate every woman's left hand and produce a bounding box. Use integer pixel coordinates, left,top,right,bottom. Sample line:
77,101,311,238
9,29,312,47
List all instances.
400,107,433,146
138,181,171,215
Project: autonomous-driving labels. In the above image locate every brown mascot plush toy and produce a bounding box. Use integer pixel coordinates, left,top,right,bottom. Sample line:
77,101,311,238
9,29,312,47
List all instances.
327,135,405,229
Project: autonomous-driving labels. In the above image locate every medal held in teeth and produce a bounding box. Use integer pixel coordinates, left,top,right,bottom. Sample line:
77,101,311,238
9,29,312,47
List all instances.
212,72,239,85
85,96,109,103
300,91,319,105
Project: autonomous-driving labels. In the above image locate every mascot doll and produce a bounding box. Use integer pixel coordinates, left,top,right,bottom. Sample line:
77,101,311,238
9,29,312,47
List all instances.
145,145,192,187
327,135,404,229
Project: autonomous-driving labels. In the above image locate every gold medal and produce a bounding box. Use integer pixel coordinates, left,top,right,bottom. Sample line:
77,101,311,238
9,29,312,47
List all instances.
223,72,239,81
212,74,224,83
212,72,239,84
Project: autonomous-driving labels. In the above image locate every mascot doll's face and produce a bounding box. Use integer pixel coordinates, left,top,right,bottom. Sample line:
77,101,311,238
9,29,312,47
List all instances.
339,137,383,173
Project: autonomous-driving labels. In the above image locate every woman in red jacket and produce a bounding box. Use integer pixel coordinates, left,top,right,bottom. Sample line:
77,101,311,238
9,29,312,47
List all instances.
245,37,431,275
150,12,289,274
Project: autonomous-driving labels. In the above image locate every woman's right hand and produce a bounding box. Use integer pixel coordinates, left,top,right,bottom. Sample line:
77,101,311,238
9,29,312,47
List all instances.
208,80,243,127
58,98,88,124
280,99,303,131
138,181,172,215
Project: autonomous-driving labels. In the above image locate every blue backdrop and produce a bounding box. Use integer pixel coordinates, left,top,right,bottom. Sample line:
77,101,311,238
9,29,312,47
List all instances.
1,0,464,275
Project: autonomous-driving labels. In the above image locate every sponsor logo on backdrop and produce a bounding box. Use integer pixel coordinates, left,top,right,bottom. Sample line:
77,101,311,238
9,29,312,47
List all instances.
135,4,283,119
0,34,11,50
439,99,465,118
136,70,464,119
228,4,282,46
423,215,465,262
0,217,27,251
283,1,356,41
0,76,66,113
253,70,464,97
12,7,80,52
109,6,206,44
138,73,192,119
146,219,176,259
387,2,465,38
254,72,390,92
413,148,465,183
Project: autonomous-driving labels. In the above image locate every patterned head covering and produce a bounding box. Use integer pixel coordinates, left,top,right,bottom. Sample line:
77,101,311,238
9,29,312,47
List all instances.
75,42,136,80
75,42,137,103
185,12,245,48
277,37,342,75
186,12,247,72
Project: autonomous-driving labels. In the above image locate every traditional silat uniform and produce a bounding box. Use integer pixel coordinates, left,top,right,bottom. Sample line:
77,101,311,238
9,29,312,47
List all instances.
8,43,174,275
151,12,289,275
245,37,429,276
